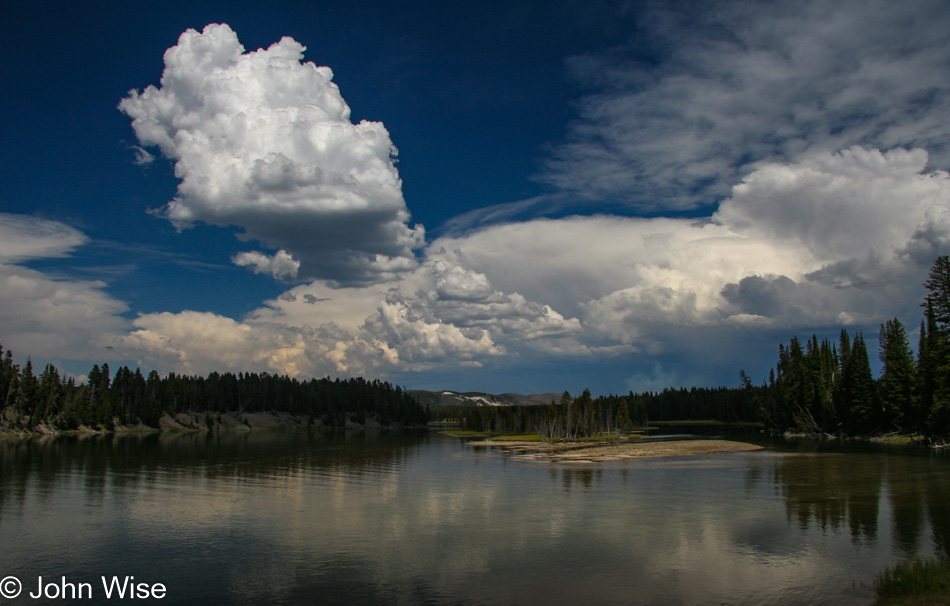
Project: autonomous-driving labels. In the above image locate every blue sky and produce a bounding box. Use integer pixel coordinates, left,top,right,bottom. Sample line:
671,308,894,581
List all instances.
2,0,950,396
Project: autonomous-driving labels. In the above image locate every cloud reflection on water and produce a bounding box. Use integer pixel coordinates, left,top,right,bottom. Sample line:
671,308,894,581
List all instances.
2,434,949,605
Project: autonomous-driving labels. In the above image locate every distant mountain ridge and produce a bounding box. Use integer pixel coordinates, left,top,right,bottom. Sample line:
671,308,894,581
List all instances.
409,390,560,408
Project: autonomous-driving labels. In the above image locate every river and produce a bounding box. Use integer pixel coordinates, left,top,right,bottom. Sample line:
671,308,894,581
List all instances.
1,429,948,605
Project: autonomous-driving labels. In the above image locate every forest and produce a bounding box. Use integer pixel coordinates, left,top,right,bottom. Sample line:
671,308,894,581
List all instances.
443,256,950,440
0,358,430,433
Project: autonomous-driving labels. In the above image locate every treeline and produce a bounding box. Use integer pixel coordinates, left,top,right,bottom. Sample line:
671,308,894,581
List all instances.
0,355,429,433
637,385,757,423
439,390,641,437
438,386,755,438
755,257,950,437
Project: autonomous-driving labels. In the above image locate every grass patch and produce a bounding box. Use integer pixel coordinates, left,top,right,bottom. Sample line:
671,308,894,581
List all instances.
523,432,644,443
875,558,950,605
883,435,925,446
490,433,544,442
440,430,489,438
569,432,633,442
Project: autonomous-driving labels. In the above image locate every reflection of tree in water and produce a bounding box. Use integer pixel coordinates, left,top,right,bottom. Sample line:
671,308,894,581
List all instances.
774,451,950,558
886,455,927,559
920,457,950,559
885,454,950,559
550,468,603,492
882,454,950,559
0,430,428,512
774,453,883,545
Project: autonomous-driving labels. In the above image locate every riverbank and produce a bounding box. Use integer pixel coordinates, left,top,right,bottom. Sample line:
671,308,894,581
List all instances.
0,410,400,438
465,437,764,462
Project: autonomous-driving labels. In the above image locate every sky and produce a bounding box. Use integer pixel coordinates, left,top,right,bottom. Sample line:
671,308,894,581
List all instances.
2,0,950,396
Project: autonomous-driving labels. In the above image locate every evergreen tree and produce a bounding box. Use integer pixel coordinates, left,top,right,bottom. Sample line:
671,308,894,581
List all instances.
805,336,837,432
878,318,916,431
924,256,950,326
614,396,633,433
0,344,15,410
35,363,64,426
560,391,573,438
847,333,879,434
917,317,935,432
921,257,950,434
574,389,595,437
14,359,38,423
834,329,854,431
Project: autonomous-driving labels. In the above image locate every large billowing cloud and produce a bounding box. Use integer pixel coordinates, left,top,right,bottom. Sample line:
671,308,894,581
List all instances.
119,24,424,286
119,147,950,383
444,147,950,338
539,0,950,212
0,214,130,361
121,254,583,377
121,310,382,378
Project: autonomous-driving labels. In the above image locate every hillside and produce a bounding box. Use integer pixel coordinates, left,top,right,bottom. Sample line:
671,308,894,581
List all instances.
410,390,559,408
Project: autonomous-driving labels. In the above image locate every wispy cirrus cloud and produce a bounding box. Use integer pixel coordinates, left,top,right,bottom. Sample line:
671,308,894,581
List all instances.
538,0,950,212
0,213,88,261
0,214,130,360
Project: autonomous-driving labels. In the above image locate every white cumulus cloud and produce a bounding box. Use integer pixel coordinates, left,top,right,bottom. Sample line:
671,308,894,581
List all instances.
119,23,424,286
233,249,301,281
121,252,585,378
714,147,950,265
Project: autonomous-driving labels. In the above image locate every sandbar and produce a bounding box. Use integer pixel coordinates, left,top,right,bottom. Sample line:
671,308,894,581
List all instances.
466,438,764,463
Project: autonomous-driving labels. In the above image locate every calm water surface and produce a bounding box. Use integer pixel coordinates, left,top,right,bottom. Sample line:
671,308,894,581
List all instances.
1,430,949,605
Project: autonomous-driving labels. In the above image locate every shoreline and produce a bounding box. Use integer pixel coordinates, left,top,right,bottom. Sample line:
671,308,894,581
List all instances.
0,410,419,439
466,438,765,463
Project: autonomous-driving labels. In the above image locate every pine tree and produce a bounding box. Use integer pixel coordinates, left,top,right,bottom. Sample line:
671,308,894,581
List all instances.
921,257,950,435
0,344,13,408
924,256,950,326
35,363,63,426
614,396,633,434
834,329,854,432
878,318,916,431
847,333,879,434
917,317,935,432
560,391,573,438
574,389,594,437
818,338,839,431
14,359,38,423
